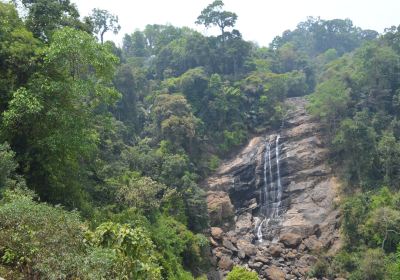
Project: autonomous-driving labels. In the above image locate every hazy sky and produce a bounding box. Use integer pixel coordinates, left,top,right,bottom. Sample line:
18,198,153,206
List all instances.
71,0,400,47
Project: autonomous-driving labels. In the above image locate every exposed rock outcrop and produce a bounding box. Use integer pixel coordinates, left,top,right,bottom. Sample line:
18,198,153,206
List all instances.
204,97,341,279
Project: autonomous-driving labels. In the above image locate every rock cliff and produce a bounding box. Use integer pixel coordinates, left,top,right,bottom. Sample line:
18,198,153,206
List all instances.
204,97,341,279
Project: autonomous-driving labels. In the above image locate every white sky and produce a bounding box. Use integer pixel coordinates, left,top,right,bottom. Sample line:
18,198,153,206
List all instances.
71,0,400,47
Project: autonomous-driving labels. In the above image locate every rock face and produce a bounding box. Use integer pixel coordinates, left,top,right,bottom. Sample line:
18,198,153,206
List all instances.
204,97,341,278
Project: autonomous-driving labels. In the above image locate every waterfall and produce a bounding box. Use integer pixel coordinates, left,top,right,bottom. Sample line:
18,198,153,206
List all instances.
261,141,271,217
273,135,282,218
256,134,283,242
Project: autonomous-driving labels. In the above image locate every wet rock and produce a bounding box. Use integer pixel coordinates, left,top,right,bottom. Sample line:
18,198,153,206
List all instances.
265,265,286,280
211,227,224,240
279,233,302,248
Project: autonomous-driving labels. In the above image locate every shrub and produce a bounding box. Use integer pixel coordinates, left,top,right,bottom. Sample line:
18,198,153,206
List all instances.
226,266,259,280
0,189,93,279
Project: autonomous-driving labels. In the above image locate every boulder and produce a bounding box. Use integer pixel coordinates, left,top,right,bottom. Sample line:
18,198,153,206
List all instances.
207,191,233,225
209,237,218,247
218,256,234,271
298,243,306,252
279,233,302,248
249,261,264,270
269,244,282,257
222,238,237,252
213,247,232,259
297,254,318,267
211,227,224,240
303,235,323,252
236,239,257,257
285,251,296,259
265,265,286,280
254,255,270,264
235,212,253,233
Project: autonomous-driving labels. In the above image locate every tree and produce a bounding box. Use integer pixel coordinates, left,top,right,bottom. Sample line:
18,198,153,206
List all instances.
152,94,199,153
308,78,351,136
87,222,162,280
196,0,237,39
0,143,25,190
124,30,149,57
378,131,400,187
2,27,120,208
89,9,121,44
109,172,168,217
0,2,40,111
333,112,377,186
13,0,85,41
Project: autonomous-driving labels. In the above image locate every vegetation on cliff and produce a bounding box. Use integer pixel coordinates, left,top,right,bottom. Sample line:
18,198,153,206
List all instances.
308,22,400,280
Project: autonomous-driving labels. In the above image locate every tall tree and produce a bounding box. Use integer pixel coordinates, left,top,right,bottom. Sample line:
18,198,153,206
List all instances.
89,8,121,44
13,0,84,41
196,0,237,39
2,27,120,208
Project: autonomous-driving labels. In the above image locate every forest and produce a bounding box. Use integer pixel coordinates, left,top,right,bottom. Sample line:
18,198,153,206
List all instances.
1,0,400,279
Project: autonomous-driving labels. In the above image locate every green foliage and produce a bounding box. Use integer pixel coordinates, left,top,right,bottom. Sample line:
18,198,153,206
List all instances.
0,2,40,109
352,249,386,280
87,222,161,280
151,215,208,279
0,142,25,190
1,1,389,278
89,9,121,44
2,27,119,209
226,266,259,280
308,78,350,134
0,188,112,279
195,0,237,37
15,0,85,41
333,113,377,187
271,17,378,57
208,155,221,171
110,171,169,218
308,258,333,279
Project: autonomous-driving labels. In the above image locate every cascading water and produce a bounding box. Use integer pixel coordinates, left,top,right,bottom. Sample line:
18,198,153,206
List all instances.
274,135,282,218
256,134,283,242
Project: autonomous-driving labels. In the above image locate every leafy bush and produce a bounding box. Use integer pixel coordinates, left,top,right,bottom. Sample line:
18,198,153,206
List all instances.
0,142,25,191
87,221,162,280
0,188,111,279
226,266,259,280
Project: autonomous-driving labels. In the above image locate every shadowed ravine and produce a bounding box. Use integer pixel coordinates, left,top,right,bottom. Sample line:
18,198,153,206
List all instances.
205,97,341,279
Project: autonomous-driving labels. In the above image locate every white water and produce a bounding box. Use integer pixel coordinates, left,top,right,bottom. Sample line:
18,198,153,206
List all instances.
274,135,282,218
256,134,283,242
